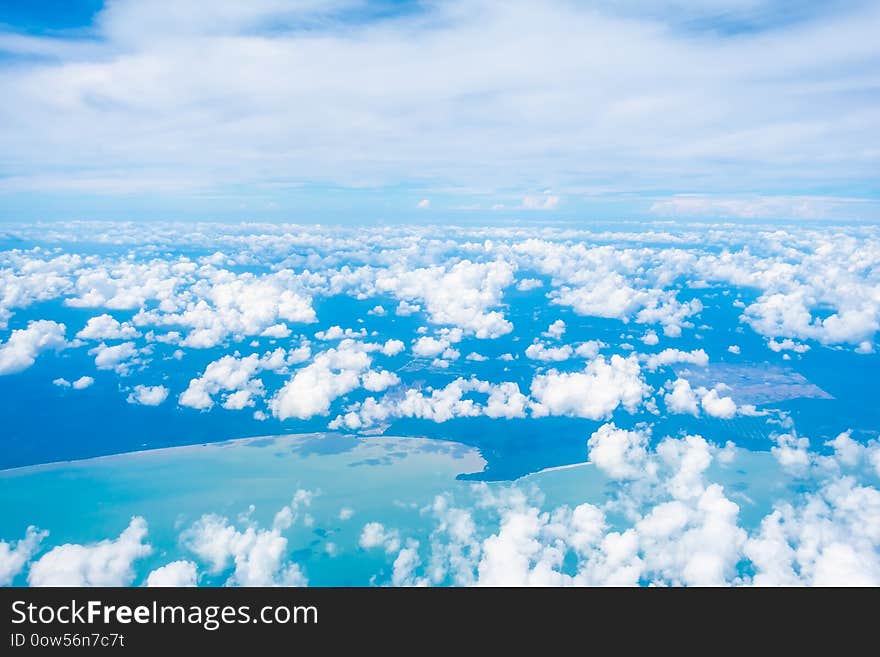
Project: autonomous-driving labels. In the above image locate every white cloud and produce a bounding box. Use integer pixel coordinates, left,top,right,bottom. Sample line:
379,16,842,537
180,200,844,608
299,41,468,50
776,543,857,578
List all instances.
72,375,95,389
130,268,317,349
315,325,366,341
395,300,420,316
391,539,427,586
260,323,291,338
0,320,66,375
644,348,708,371
530,354,648,420
745,477,880,586
516,278,543,292
641,330,659,346
574,340,604,359
344,419,880,588
0,526,47,586
635,482,745,586
412,336,449,358
767,338,810,353
182,508,307,587
664,379,737,419
144,560,198,587
770,433,812,474
333,376,528,430
127,384,169,406
376,260,514,339
179,347,301,411
28,517,151,586
417,199,430,209
270,341,377,420
699,387,737,419
664,378,700,416
89,341,141,375
272,490,314,531
542,319,566,339
0,1,877,207
359,522,401,555
524,341,573,362
381,339,405,356
361,369,400,392
76,314,140,340
587,423,650,480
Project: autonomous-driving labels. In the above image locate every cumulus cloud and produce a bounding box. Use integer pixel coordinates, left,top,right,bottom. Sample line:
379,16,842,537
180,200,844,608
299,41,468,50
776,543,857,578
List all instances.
127,384,169,406
664,378,700,416
315,325,366,341
360,428,775,587
28,517,151,586
767,338,810,353
361,369,400,392
89,341,141,375
746,477,880,586
573,340,604,359
699,387,737,419
0,320,66,375
530,354,648,420
180,347,304,411
412,336,450,358
144,560,198,587
771,433,812,474
641,330,659,346
76,314,140,341
381,339,405,356
18,415,878,588
0,526,47,586
516,278,543,292
72,375,95,389
131,268,316,349
664,378,737,418
359,522,401,555
376,260,514,338
644,348,708,372
331,376,528,430
260,323,291,338
542,320,566,339
587,423,650,480
182,498,310,587
270,342,373,420
524,341,572,362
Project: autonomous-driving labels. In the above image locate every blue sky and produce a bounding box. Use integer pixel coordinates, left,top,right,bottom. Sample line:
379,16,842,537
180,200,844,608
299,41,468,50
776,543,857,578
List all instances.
0,0,878,222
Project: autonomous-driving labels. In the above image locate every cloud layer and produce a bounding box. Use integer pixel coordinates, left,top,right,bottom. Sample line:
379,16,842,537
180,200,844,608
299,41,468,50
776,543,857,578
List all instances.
0,1,877,217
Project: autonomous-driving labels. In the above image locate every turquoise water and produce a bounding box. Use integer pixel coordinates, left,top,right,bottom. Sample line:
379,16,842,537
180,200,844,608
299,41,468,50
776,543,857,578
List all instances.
0,432,803,586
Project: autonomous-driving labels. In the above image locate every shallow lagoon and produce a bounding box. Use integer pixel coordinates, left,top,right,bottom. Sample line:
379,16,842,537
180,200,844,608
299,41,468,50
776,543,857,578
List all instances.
0,432,802,586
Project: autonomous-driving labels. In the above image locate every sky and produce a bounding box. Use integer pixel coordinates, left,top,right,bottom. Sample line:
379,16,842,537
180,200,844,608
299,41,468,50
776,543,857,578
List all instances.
0,0,878,222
